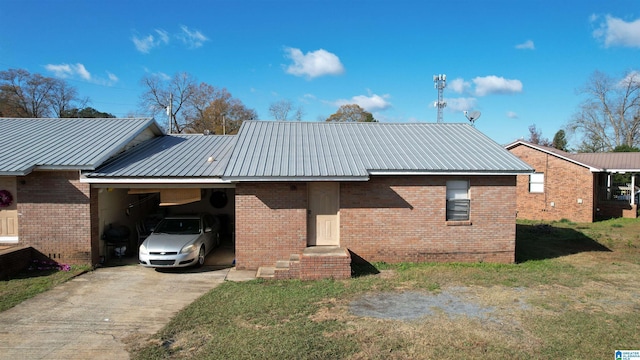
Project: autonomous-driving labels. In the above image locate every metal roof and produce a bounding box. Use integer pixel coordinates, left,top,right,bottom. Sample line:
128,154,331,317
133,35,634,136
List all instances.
505,140,640,172
0,118,161,176
85,134,236,180
224,121,533,181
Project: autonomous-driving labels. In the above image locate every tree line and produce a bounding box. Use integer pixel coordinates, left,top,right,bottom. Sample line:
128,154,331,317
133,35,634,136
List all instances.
0,68,377,135
3,67,637,150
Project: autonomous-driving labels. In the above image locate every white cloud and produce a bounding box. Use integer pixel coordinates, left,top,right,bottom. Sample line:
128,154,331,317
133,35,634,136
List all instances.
506,111,519,119
107,72,119,83
335,93,391,112
618,71,640,88
473,76,523,96
132,34,157,53
449,78,471,94
284,47,345,79
178,25,208,49
74,63,91,80
133,27,206,53
592,14,640,48
45,63,118,86
445,97,477,112
156,29,170,44
515,40,535,50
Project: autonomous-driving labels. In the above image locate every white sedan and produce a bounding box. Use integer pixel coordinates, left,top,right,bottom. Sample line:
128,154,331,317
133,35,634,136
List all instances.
139,214,220,268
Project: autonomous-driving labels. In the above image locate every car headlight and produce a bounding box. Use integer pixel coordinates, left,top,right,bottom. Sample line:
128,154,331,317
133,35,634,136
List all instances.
180,244,197,254
139,243,148,255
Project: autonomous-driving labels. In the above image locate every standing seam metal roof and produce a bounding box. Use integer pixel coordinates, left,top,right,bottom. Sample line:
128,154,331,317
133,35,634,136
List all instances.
224,121,533,180
86,134,236,178
0,118,159,175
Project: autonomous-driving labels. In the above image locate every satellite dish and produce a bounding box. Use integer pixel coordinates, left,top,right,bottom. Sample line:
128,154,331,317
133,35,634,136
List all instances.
464,110,481,126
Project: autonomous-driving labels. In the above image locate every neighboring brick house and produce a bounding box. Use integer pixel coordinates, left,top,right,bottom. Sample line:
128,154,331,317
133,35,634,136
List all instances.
225,122,533,278
506,140,640,223
0,118,163,265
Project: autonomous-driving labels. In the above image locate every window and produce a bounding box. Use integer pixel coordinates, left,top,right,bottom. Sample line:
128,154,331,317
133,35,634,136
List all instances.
446,180,470,221
529,173,544,193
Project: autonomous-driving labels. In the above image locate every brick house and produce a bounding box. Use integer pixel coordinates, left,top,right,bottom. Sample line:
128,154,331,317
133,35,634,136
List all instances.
3,118,533,280
224,122,532,278
0,118,162,266
506,140,640,223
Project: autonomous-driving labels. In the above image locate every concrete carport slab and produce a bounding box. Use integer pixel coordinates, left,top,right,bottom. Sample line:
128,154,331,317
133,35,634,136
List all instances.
0,263,252,359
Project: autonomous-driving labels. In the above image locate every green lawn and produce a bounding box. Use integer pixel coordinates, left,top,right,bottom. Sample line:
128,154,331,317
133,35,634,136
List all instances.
0,264,90,312
129,219,640,358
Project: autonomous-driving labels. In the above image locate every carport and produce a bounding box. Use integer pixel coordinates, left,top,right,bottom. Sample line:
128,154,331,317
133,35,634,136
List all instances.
81,134,237,264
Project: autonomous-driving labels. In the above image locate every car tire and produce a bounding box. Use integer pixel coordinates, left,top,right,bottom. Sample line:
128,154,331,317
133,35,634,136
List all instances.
196,245,205,267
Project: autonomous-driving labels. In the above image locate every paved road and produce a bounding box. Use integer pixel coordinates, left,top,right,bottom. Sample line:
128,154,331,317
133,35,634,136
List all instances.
0,262,251,360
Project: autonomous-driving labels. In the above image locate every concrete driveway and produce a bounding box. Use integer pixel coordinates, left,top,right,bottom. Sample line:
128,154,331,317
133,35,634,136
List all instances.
0,256,253,360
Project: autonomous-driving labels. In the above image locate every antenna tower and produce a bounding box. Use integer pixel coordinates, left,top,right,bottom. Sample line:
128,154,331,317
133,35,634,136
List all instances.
433,74,447,123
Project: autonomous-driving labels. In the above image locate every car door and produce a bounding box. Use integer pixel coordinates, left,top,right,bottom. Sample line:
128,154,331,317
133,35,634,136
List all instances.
202,215,215,252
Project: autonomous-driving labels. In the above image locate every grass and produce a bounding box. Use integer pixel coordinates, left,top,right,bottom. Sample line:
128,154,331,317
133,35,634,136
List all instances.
130,217,640,359
0,265,90,312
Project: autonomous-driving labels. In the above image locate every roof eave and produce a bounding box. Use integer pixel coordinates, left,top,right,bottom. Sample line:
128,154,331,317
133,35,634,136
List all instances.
222,176,370,182
506,141,599,170
368,170,533,176
80,176,231,184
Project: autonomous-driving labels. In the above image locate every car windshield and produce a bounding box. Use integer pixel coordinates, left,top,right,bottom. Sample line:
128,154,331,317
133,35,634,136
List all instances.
154,219,200,235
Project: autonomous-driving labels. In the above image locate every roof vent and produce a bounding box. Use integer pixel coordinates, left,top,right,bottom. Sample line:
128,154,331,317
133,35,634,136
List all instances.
203,129,210,135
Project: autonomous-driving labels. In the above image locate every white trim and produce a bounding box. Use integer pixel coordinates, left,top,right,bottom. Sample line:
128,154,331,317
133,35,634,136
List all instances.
0,236,19,243
598,169,640,173
224,176,370,182
80,177,232,184
506,141,600,171
368,170,531,176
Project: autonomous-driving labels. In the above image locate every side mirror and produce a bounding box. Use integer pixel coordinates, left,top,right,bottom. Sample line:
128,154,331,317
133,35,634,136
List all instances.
204,227,212,233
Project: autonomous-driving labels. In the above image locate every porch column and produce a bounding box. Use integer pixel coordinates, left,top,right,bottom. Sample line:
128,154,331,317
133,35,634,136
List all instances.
607,173,612,200
632,174,636,205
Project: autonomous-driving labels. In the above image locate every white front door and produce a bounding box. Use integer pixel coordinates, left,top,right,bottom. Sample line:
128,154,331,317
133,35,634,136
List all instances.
308,182,340,246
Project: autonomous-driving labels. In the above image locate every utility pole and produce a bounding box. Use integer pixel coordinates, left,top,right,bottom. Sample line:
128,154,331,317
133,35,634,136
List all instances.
167,93,173,134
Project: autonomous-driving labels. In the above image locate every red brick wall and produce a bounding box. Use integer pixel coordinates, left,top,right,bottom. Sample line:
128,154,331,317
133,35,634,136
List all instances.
340,176,516,264
509,145,594,223
235,176,517,270
17,171,93,265
235,183,308,270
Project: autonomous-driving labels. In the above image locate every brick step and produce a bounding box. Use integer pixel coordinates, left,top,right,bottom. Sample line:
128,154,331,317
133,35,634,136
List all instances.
275,260,290,269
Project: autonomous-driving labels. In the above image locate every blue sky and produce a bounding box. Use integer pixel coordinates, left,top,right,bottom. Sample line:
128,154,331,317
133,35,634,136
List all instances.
1,0,639,146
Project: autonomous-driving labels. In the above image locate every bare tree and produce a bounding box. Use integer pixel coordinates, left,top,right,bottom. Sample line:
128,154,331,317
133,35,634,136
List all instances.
527,124,551,146
139,72,197,133
0,68,70,117
268,99,304,121
326,104,377,122
568,70,640,151
50,81,88,118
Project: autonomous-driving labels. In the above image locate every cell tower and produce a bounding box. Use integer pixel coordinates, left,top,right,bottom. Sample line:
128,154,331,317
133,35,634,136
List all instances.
433,74,447,123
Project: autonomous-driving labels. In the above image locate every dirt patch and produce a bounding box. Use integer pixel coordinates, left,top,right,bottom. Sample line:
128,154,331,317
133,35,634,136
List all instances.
349,288,499,321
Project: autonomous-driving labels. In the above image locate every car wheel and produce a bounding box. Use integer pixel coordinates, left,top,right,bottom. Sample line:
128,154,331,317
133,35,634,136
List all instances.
196,245,205,267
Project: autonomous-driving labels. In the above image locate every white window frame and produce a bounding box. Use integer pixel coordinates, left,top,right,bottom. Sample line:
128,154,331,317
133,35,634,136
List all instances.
446,180,470,221
529,173,544,193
